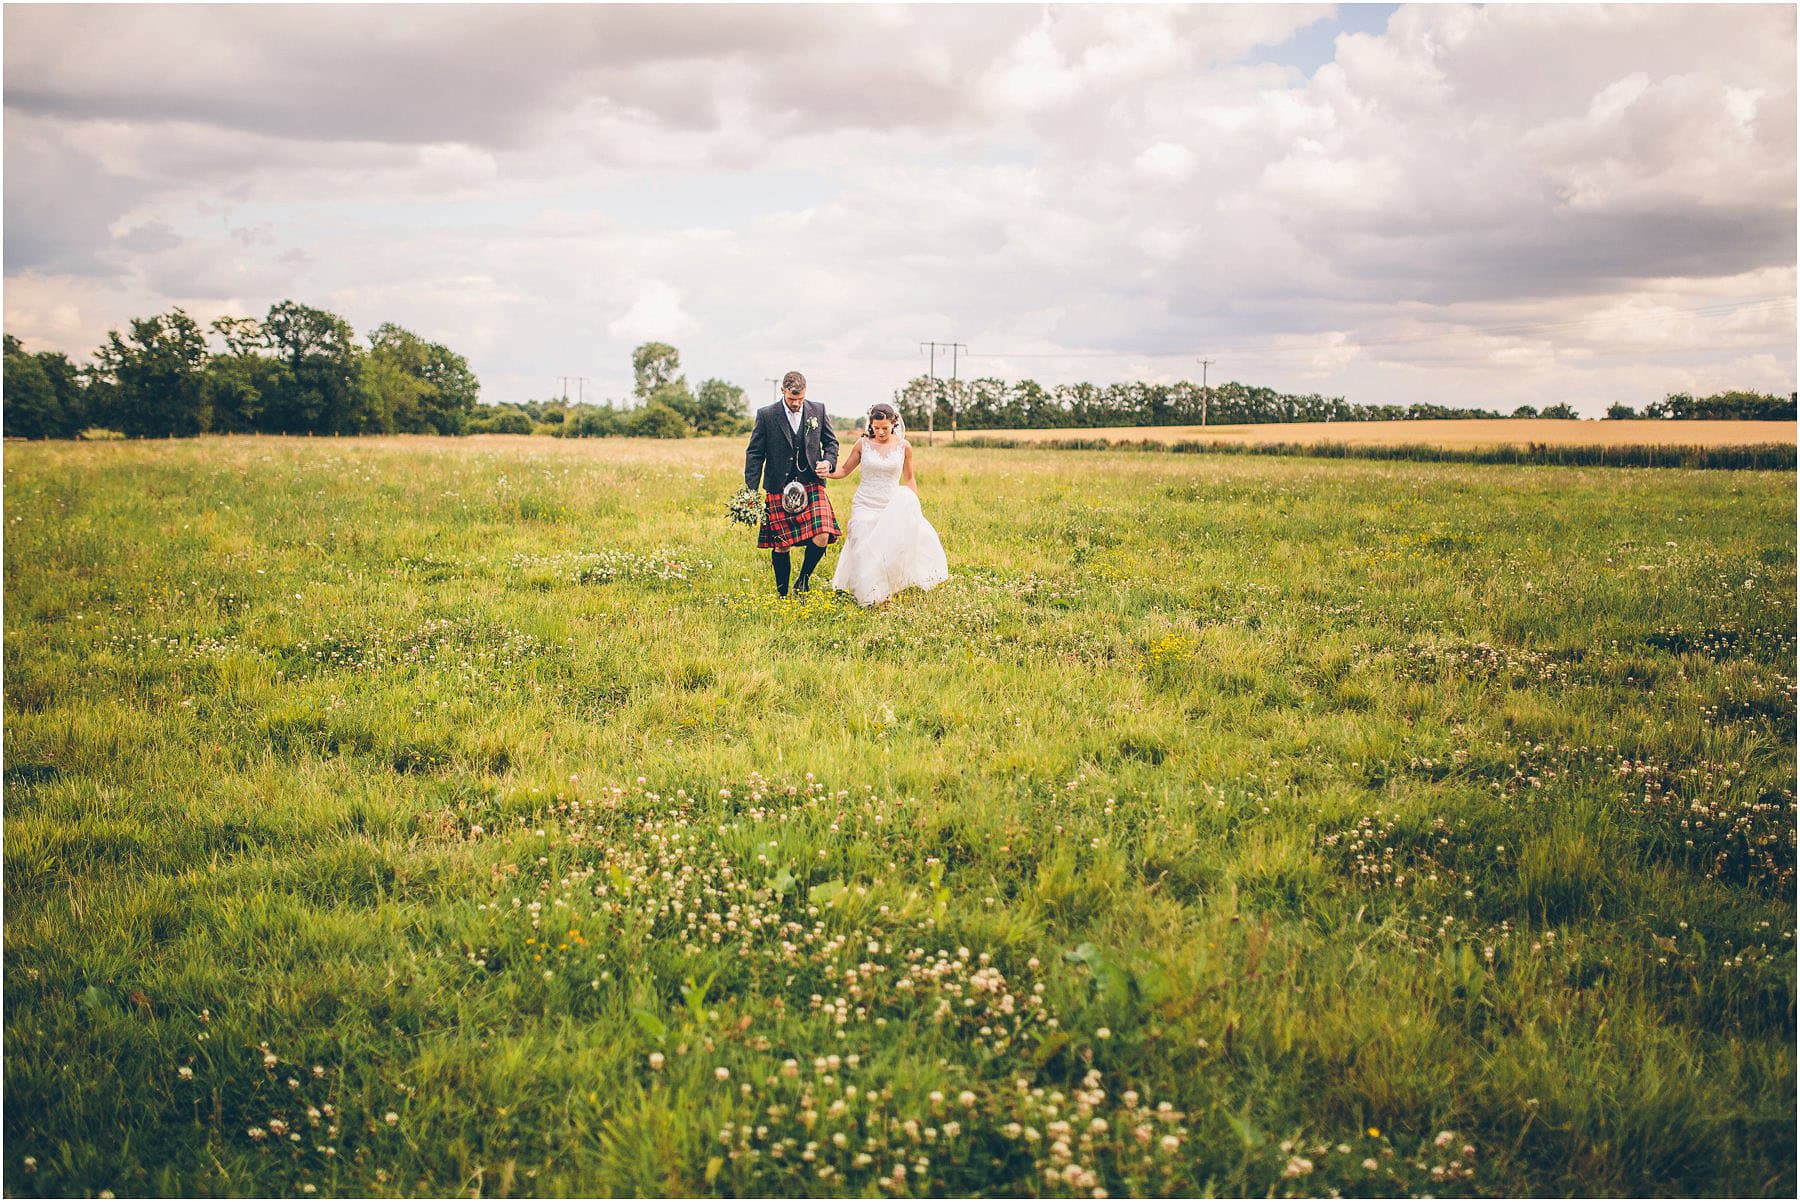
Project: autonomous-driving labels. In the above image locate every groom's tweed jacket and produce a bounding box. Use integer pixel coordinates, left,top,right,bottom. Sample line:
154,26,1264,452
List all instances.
744,400,839,494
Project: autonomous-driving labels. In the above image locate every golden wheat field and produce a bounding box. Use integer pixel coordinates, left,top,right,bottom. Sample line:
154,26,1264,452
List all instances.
952,419,1796,449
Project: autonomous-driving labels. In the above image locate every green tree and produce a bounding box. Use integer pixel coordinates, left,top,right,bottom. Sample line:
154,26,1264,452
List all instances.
471,406,533,435
1512,404,1540,418
261,301,373,434
563,403,624,438
202,317,288,434
419,340,479,433
90,308,210,437
361,347,428,432
645,379,697,424
202,354,292,434
632,342,681,399
35,349,86,436
1009,378,1053,427
4,338,61,439
959,377,1007,428
628,400,692,438
4,335,88,438
892,376,928,428
211,316,264,357
1649,390,1796,420
1540,402,1579,419
690,378,750,435
365,324,433,433
364,323,479,435
1606,402,1639,420
893,375,949,431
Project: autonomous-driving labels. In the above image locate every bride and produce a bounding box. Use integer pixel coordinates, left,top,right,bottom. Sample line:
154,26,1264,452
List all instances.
826,402,950,606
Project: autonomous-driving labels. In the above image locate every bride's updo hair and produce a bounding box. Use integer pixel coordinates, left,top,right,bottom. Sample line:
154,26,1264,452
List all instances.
865,402,900,436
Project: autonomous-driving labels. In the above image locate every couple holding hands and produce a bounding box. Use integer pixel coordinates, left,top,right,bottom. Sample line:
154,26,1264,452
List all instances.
743,370,949,607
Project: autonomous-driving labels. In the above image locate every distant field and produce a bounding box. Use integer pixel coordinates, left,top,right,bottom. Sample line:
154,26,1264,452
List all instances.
952,418,1796,449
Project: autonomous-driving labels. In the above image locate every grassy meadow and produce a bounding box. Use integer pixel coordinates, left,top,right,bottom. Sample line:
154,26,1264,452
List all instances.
4,433,1796,1198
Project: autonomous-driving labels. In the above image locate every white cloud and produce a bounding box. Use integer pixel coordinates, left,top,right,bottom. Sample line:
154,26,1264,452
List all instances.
1133,142,1198,183
606,280,697,345
4,3,1793,416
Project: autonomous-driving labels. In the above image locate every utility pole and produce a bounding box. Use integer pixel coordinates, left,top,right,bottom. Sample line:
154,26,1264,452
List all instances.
1198,358,1214,427
556,376,590,405
919,341,964,445
947,342,967,441
764,378,781,406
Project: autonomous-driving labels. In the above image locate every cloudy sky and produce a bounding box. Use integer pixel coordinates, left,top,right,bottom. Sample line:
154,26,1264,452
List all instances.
5,2,1795,416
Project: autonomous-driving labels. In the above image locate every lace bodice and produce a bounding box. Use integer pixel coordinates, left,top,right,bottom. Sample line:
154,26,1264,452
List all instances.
854,438,906,506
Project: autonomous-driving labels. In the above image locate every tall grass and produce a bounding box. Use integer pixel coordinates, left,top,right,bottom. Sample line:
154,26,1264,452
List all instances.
4,435,1795,1197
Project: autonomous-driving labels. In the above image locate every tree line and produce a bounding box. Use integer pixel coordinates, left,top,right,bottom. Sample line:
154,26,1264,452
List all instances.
3,318,754,441
10,316,1787,440
1613,391,1796,421
472,342,750,439
892,375,1796,429
4,303,479,439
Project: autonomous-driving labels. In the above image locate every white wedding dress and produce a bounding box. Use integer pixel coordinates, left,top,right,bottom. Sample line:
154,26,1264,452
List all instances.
831,438,950,606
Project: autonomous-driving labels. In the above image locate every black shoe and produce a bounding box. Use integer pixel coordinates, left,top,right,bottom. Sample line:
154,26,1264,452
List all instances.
794,575,812,594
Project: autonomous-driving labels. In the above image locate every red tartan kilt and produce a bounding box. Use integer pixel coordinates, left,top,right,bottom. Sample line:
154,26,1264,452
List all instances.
757,484,841,549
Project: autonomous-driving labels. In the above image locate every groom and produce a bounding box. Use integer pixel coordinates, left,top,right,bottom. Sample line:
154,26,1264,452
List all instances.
744,369,841,595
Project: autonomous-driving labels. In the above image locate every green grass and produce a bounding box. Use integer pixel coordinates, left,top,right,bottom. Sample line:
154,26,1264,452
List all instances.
5,434,1795,1198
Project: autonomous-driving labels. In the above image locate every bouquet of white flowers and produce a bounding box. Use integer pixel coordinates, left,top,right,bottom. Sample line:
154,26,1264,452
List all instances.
727,486,765,527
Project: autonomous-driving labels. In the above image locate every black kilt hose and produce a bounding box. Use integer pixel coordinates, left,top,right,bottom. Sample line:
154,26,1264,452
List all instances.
758,485,841,549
